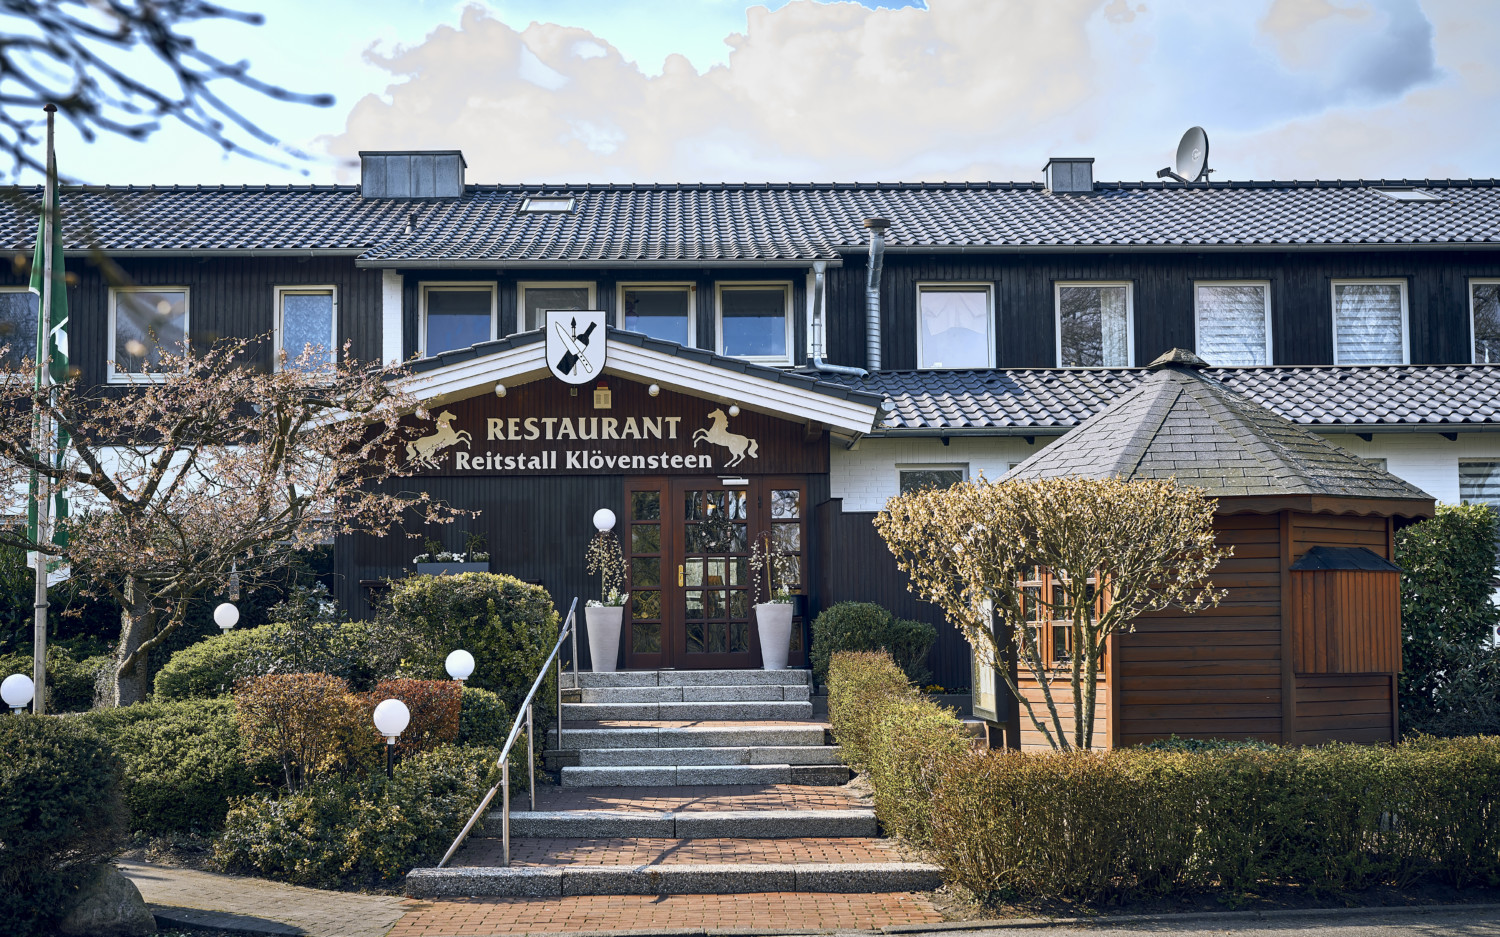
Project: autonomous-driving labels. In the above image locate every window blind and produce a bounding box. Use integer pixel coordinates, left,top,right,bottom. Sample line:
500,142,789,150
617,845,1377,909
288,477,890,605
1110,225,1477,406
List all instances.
1197,284,1268,366
1333,283,1404,365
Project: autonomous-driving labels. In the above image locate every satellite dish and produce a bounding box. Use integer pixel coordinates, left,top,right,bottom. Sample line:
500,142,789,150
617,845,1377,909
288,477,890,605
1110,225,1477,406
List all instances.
1157,126,1211,184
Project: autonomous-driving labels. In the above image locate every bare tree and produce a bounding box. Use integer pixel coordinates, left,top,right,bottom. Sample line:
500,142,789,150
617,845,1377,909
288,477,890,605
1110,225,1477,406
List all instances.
875,475,1228,751
0,0,333,178
0,339,458,705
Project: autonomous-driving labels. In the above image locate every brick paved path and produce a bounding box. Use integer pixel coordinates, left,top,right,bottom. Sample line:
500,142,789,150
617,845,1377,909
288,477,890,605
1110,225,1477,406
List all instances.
457,835,904,866
521,782,868,812
121,860,411,937
390,892,944,936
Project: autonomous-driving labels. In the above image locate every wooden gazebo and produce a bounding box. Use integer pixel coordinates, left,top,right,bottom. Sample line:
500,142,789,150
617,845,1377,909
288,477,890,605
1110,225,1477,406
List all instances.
976,349,1434,749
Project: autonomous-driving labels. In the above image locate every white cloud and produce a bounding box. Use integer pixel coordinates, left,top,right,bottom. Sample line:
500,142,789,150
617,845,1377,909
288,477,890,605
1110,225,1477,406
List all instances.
321,0,1492,184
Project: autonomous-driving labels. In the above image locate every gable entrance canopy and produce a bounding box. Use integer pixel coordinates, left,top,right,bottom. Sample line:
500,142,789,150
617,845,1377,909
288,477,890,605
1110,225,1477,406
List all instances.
401,328,883,439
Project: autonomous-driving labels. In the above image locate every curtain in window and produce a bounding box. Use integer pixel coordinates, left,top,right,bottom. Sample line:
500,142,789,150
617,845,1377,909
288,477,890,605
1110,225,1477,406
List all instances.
115,290,187,373
0,291,38,370
280,291,335,370
1333,283,1404,364
1474,284,1500,363
1196,284,1268,366
918,289,988,368
1058,286,1129,367
1460,460,1500,563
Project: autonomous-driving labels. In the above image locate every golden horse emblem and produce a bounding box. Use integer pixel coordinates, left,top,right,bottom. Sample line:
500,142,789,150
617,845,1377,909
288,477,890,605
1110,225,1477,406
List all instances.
406,410,472,468
693,409,759,467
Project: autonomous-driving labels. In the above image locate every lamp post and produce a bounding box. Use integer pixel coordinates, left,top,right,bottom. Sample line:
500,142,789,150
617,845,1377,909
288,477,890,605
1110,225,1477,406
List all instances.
372,698,410,778
214,602,240,633
2,673,35,713
445,649,475,682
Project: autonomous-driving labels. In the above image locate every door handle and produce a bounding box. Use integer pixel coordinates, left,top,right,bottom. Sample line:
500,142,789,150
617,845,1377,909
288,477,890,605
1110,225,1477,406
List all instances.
678,565,685,587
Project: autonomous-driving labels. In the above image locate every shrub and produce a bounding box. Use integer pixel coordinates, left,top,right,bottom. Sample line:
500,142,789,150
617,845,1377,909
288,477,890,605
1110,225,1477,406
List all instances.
0,716,127,937
235,673,378,791
380,573,559,716
457,685,510,747
0,644,107,712
865,695,971,843
368,678,461,757
154,625,278,700
827,650,916,769
215,743,500,888
80,697,275,835
154,617,393,702
811,602,936,685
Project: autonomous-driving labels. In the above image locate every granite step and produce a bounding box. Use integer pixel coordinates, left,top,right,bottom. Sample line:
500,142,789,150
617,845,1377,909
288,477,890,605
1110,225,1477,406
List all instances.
406,860,942,897
565,669,812,689
549,724,830,750
562,700,815,722
573,745,844,767
560,764,852,787
494,808,877,838
579,684,813,704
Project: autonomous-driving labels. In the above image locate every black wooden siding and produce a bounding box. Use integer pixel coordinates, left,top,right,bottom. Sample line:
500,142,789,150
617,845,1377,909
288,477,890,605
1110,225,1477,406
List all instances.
0,255,382,383
824,250,1500,371
813,497,970,690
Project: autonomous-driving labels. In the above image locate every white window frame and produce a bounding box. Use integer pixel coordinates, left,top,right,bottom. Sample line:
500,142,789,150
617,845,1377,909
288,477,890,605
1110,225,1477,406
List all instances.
716,281,794,366
1192,280,1273,367
897,463,971,494
1331,279,1409,365
273,285,338,372
915,282,995,370
1054,281,1134,368
419,282,497,358
107,286,190,384
516,281,596,335
520,196,576,213
1470,278,1500,364
615,282,697,348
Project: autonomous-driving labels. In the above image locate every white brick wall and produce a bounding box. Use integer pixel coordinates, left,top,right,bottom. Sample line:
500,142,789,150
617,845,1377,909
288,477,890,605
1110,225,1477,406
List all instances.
829,431,1500,512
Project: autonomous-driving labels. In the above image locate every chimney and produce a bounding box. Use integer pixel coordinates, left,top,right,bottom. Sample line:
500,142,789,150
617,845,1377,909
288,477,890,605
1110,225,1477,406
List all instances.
360,150,466,199
1043,157,1094,194
863,218,890,371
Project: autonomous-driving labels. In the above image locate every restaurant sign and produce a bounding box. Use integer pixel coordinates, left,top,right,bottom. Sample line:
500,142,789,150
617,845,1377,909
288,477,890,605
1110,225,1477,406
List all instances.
404,378,826,477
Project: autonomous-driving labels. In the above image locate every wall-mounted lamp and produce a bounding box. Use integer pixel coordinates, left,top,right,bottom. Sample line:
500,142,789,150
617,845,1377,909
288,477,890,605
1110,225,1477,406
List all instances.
647,384,660,397
494,382,507,398
728,405,740,417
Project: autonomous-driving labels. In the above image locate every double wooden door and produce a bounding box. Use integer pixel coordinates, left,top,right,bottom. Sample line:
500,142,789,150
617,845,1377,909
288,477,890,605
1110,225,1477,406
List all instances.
623,476,807,670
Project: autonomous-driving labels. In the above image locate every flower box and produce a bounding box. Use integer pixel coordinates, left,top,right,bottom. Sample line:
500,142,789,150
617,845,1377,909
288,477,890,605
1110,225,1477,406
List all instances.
415,562,490,576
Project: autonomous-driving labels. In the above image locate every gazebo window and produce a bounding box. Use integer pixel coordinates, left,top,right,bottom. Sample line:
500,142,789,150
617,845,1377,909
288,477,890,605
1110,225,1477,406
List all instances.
1019,566,1100,670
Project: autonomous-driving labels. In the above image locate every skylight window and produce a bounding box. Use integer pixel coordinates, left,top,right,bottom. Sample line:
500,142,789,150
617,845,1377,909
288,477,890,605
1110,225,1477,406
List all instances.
1374,188,1442,202
521,196,576,213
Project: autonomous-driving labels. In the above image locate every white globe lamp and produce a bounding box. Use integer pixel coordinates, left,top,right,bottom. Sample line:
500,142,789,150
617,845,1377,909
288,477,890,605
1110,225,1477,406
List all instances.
214,602,240,632
373,698,411,777
3,673,35,712
593,508,616,533
445,649,475,682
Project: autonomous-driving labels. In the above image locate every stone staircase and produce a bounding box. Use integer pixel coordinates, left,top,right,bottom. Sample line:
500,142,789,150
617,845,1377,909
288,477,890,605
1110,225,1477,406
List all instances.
404,668,942,899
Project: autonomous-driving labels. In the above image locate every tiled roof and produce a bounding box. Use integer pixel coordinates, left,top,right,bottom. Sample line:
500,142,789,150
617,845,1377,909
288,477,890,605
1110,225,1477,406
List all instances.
4,179,1500,261
820,364,1500,432
1006,362,1433,502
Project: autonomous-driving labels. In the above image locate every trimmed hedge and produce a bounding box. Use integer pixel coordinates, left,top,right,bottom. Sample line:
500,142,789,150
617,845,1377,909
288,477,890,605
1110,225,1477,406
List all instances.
826,649,1500,903
153,625,281,700
0,716,127,937
811,602,936,685
457,685,510,747
81,697,275,835
215,743,500,888
0,645,107,712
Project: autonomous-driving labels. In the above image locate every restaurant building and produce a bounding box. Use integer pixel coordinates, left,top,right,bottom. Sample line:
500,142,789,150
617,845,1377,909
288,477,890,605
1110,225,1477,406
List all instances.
5,150,1500,699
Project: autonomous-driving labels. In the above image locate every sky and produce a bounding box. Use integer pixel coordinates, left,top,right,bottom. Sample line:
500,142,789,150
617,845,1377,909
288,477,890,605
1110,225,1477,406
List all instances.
23,0,1500,186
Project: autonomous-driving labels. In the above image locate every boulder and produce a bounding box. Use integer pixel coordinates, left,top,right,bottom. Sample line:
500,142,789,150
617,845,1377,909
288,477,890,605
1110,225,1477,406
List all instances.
57,865,157,937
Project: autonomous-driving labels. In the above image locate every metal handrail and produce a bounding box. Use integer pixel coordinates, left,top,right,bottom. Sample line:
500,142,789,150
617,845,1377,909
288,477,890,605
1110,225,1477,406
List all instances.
437,597,579,868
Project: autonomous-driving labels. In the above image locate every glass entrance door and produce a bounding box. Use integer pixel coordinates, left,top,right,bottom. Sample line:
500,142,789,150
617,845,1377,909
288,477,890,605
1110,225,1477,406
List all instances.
675,480,755,668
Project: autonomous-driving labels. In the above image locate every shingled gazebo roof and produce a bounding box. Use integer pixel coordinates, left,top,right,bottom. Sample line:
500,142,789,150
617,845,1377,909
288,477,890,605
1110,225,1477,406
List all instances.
1005,349,1434,515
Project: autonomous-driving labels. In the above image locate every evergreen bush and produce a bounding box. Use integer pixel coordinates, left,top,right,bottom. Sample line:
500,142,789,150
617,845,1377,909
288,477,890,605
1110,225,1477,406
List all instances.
456,685,510,747
811,602,936,685
0,644,106,711
0,716,126,937
215,743,500,888
153,625,276,700
826,650,916,769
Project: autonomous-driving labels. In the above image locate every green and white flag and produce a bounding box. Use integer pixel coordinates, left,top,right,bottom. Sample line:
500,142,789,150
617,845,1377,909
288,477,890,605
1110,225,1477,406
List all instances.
27,136,70,585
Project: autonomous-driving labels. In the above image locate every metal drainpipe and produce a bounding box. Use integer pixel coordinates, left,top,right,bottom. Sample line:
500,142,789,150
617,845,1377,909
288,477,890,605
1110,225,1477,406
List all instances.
863,218,890,371
809,260,868,377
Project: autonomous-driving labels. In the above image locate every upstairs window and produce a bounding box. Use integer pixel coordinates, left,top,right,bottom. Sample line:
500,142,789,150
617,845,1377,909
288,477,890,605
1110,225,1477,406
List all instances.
109,287,188,381
1472,280,1500,363
520,196,576,213
1195,281,1271,366
1332,280,1407,365
1460,460,1500,567
519,282,595,333
619,284,693,346
421,283,495,357
717,283,791,365
0,288,38,370
899,464,969,494
917,284,993,369
1057,282,1132,367
275,286,337,372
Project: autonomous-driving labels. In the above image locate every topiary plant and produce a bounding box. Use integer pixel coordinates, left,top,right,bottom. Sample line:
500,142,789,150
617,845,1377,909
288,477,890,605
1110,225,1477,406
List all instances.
153,624,281,700
456,685,510,747
811,601,936,686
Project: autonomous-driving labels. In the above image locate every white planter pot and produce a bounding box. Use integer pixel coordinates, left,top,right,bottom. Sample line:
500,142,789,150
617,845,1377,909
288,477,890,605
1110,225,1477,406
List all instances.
585,605,624,673
755,602,795,671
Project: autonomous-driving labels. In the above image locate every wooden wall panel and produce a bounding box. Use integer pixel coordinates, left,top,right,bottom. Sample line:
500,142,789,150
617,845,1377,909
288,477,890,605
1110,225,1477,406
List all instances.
1289,570,1401,675
1294,674,1393,744
1014,681,1108,751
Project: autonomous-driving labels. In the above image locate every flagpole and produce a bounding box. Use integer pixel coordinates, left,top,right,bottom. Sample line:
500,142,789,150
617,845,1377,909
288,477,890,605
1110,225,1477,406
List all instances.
32,104,55,716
